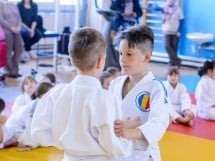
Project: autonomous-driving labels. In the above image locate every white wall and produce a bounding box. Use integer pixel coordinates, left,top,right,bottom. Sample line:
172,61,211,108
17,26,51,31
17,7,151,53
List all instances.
37,0,112,33
37,3,75,33
86,0,111,32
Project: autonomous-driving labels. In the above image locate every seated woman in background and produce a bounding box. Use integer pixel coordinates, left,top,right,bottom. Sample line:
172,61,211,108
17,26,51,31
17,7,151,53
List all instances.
110,0,142,32
0,0,23,78
195,60,215,120
17,0,43,61
163,67,197,126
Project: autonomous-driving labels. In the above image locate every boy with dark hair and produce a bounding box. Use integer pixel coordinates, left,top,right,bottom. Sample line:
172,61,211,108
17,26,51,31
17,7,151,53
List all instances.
110,24,170,161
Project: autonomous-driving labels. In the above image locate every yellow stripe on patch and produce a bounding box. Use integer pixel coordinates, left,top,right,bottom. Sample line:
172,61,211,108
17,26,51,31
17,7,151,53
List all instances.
141,94,149,109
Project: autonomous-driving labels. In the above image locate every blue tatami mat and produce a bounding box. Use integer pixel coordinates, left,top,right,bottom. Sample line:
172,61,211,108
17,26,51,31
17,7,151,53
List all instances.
180,75,200,93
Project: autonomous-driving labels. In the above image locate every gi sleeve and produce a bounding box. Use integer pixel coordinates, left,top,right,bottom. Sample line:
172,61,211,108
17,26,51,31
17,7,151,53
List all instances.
92,91,131,157
138,81,170,145
31,92,54,146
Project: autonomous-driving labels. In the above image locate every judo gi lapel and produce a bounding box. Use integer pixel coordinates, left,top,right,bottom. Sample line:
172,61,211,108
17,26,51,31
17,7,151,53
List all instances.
121,72,155,119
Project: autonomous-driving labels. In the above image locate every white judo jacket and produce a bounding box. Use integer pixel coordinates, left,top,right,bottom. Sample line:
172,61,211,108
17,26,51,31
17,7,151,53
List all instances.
109,72,170,161
163,81,192,112
31,75,131,161
195,75,215,120
0,93,32,149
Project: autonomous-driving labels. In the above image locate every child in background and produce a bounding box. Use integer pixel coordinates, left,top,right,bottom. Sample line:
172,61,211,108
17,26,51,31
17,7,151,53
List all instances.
99,67,121,89
0,98,7,143
106,66,121,79
195,60,215,120
0,76,37,149
41,72,56,85
0,98,7,125
110,24,170,161
99,71,113,89
163,67,196,126
0,98,5,114
17,82,53,151
31,27,131,160
11,76,37,113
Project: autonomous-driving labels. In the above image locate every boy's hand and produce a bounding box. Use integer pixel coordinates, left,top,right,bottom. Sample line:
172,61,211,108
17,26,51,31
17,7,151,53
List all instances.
114,119,124,137
114,117,141,137
0,115,7,125
124,117,141,129
114,119,132,138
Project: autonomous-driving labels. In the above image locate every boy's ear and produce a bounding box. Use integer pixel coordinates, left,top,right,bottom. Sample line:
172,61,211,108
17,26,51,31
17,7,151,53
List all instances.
95,56,105,69
144,52,151,62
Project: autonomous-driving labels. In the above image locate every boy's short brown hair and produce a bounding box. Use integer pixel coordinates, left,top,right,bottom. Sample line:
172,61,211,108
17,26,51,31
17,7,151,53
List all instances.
115,24,154,54
68,27,106,71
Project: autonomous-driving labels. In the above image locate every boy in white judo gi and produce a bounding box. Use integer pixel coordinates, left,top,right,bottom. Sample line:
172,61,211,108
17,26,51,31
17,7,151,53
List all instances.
163,67,196,126
110,24,171,161
31,27,132,161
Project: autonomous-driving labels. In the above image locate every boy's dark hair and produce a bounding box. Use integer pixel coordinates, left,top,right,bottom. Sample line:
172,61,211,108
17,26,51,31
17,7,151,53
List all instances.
68,27,106,71
98,71,113,85
115,24,154,54
167,66,180,76
0,98,5,114
21,0,33,5
106,66,120,75
43,72,56,84
198,60,215,77
35,82,53,98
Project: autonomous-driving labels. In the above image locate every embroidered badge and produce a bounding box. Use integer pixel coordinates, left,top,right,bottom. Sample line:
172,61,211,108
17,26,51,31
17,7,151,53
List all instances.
135,91,150,112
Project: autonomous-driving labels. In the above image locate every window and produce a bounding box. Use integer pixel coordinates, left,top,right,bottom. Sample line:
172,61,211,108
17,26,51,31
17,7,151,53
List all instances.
11,0,54,2
11,0,77,5
60,0,77,5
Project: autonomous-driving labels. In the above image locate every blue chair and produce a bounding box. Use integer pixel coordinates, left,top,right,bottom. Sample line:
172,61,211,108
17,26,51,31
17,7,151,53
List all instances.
35,30,59,70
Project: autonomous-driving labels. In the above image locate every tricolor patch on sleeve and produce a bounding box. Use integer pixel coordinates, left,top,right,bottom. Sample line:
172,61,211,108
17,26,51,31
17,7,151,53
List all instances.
135,91,150,112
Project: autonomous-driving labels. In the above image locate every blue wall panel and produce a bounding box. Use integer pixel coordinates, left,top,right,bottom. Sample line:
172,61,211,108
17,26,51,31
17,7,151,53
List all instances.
151,0,215,59
180,0,215,59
